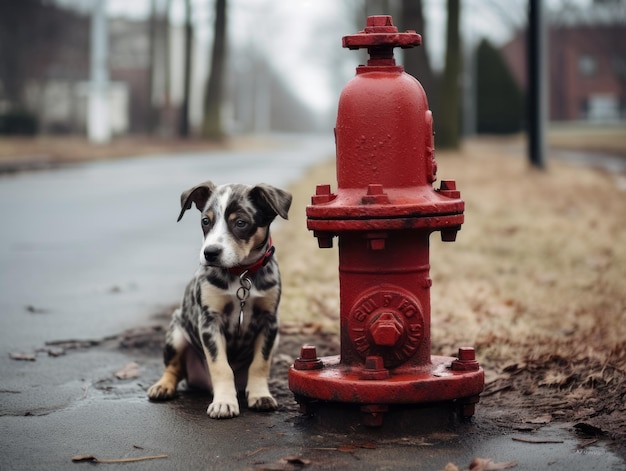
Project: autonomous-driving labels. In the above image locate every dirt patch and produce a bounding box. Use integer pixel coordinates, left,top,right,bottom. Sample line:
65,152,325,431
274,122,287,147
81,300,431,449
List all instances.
274,137,626,444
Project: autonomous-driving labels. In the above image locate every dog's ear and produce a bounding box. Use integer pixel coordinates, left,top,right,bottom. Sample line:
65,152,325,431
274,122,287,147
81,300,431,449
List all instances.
177,181,216,222
249,184,292,223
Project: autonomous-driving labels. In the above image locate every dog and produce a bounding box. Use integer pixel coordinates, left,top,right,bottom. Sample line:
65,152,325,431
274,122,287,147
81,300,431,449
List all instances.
147,181,292,419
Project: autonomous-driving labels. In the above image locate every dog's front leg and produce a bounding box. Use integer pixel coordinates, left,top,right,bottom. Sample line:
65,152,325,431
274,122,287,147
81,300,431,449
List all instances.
148,320,187,401
246,325,278,411
201,326,239,419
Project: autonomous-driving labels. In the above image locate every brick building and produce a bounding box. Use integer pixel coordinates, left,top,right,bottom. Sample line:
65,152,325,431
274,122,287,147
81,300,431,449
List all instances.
502,12,625,122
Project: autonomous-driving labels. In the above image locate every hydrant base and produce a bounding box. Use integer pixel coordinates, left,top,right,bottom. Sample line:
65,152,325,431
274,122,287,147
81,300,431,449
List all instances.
289,354,484,412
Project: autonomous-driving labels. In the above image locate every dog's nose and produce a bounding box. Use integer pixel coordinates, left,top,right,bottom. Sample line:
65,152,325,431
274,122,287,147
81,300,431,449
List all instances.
203,245,222,263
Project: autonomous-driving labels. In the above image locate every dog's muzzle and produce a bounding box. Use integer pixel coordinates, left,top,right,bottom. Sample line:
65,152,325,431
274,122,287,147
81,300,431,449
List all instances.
203,245,222,264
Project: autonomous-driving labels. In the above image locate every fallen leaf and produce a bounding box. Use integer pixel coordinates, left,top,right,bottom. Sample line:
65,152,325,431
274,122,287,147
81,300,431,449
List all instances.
71,454,98,462
502,363,519,373
9,352,36,361
511,437,564,444
36,346,65,357
359,442,377,449
337,444,357,453
71,453,168,463
115,362,140,380
469,457,517,470
525,414,552,424
280,455,311,466
47,348,65,357
45,339,100,350
538,371,573,387
246,446,277,457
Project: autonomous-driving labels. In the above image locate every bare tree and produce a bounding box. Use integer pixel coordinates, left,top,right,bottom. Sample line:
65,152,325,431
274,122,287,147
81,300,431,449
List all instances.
148,0,159,133
202,0,227,139
179,0,193,137
162,0,172,134
147,0,172,134
399,0,437,107
438,0,462,149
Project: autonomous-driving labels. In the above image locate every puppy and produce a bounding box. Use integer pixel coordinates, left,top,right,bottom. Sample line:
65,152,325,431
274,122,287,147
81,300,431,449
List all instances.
148,181,292,419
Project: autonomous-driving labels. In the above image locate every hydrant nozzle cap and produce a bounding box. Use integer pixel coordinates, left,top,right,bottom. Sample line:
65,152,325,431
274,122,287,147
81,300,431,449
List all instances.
342,15,422,51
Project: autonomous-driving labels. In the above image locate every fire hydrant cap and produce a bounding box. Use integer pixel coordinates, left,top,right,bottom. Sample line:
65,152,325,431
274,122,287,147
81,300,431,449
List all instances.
342,15,421,50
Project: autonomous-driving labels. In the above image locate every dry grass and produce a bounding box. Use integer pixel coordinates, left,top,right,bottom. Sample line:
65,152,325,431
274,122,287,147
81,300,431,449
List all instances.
548,124,626,156
274,159,340,334
0,135,281,168
275,137,626,439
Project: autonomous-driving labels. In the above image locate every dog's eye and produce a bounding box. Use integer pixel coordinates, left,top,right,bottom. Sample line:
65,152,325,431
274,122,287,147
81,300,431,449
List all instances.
235,219,248,228
201,217,211,226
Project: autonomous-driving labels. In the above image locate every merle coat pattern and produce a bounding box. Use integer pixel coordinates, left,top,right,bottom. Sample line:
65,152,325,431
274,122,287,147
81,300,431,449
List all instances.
147,181,292,419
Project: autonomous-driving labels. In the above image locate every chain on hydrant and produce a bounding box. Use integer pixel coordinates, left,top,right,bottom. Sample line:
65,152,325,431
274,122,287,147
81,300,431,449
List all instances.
288,15,484,426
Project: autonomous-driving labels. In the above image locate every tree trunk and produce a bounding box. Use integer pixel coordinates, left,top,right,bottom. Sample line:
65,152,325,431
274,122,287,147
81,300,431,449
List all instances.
400,0,436,100
179,0,192,137
147,0,159,133
202,0,227,139
438,0,461,149
162,0,172,135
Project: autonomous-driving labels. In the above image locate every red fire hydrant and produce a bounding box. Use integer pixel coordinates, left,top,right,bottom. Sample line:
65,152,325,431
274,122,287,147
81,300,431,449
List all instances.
288,16,484,425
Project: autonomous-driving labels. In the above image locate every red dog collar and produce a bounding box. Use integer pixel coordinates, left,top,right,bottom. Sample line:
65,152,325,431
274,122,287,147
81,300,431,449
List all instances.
228,237,275,276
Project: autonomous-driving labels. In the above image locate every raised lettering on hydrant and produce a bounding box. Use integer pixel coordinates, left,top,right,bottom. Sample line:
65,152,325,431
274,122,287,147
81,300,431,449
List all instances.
288,15,484,426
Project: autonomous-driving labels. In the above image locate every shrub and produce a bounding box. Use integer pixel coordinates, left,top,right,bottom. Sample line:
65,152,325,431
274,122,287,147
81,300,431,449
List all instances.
0,110,39,135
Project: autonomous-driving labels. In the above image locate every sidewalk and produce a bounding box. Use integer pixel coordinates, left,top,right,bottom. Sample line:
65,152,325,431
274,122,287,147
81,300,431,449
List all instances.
2,327,624,470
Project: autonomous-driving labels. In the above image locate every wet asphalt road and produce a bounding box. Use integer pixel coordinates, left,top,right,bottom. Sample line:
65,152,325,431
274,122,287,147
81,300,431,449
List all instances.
0,136,624,470
0,135,334,348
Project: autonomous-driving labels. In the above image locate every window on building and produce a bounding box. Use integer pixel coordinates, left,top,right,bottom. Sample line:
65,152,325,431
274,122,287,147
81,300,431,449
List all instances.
578,55,597,77
586,94,619,122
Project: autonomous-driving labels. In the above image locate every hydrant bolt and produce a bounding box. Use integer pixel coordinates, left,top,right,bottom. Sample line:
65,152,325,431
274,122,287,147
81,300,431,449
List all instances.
360,355,390,380
365,232,387,251
369,238,386,251
367,184,384,195
458,347,475,361
312,184,335,205
451,347,480,372
441,227,460,242
369,312,403,347
364,356,385,370
294,345,323,371
362,184,390,204
438,180,461,199
313,231,334,249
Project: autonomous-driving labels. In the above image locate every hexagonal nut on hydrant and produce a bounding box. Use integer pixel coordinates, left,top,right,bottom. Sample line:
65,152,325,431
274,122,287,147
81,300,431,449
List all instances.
369,313,404,347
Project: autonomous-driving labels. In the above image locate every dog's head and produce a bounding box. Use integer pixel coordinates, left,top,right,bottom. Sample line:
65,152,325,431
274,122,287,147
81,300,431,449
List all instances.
177,181,292,268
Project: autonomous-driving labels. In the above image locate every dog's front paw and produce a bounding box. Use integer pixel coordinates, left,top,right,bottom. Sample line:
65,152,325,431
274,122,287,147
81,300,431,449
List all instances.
147,381,176,401
207,399,240,419
248,394,278,411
